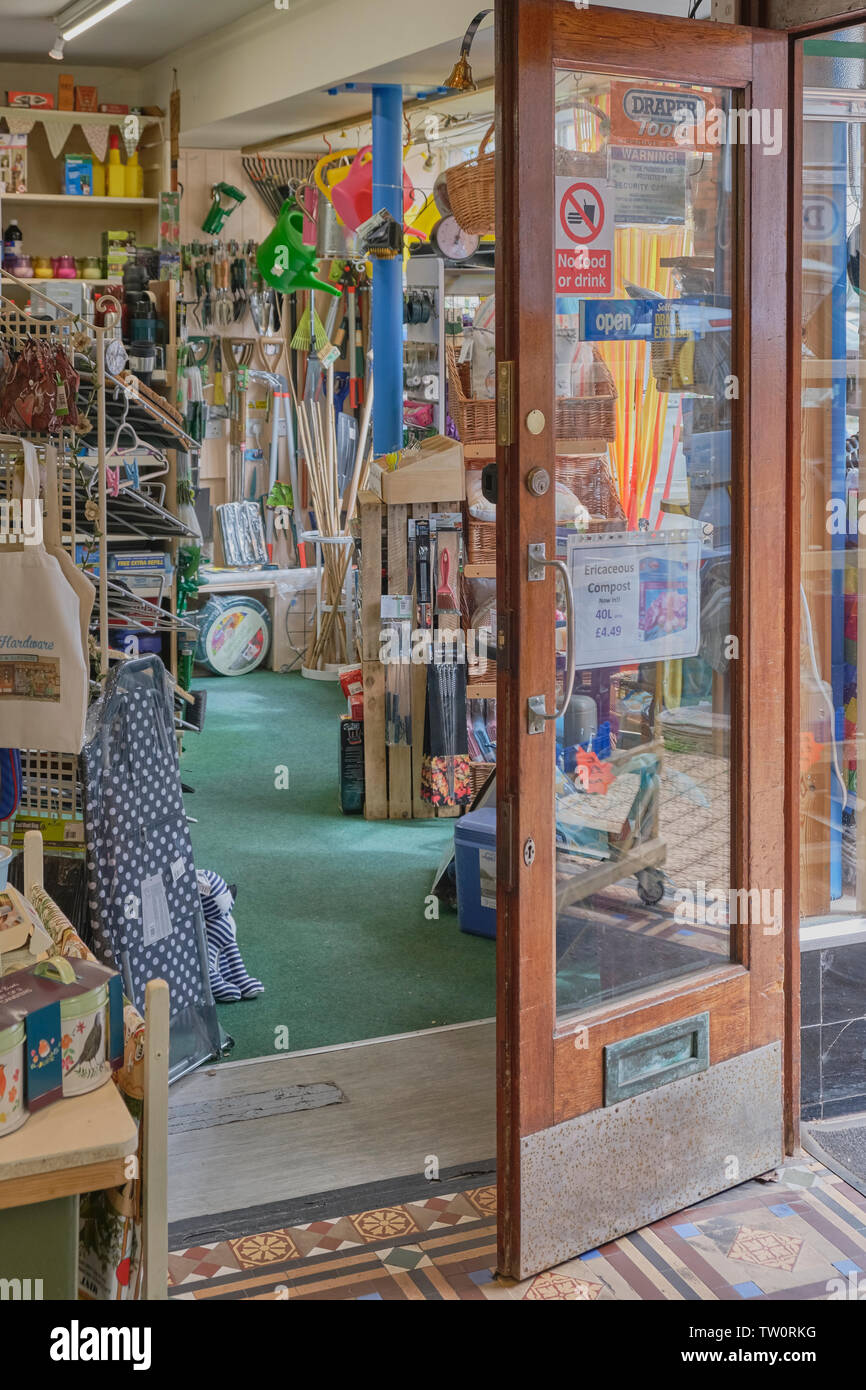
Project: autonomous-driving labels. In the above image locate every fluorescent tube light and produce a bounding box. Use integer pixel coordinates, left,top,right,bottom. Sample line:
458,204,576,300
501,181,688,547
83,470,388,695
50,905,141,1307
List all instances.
54,0,136,44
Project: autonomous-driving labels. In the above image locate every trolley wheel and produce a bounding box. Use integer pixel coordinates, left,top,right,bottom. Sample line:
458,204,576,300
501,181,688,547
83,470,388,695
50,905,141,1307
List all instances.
636,867,665,906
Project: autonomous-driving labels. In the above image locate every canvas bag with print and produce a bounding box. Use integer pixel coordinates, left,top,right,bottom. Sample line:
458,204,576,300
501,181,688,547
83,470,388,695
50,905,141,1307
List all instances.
0,437,88,753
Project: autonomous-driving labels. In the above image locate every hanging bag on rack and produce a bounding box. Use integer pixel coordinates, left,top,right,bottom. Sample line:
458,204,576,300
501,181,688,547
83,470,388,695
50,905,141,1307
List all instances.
43,444,94,663
0,338,80,433
0,437,89,753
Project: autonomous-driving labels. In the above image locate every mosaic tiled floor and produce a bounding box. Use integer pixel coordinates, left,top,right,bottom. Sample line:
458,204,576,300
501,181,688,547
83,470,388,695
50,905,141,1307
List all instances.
168,1160,866,1300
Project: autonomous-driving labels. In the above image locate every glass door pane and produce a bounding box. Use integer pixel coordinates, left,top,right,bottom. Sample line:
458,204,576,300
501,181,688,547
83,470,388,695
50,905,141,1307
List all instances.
799,36,866,932
552,71,737,1020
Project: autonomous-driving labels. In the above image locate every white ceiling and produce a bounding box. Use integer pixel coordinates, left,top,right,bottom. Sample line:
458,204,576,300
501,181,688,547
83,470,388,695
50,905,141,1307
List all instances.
185,30,498,149
0,0,268,67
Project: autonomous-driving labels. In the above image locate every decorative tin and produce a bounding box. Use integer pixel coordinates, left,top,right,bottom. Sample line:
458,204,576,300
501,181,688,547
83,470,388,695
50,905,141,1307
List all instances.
0,1017,27,1137
59,974,110,1097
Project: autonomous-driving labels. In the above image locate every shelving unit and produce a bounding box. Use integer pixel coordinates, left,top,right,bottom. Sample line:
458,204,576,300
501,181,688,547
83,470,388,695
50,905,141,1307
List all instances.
0,107,168,261
0,270,195,844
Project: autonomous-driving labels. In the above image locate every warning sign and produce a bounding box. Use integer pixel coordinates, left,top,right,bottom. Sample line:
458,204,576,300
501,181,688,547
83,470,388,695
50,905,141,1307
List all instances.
555,176,614,297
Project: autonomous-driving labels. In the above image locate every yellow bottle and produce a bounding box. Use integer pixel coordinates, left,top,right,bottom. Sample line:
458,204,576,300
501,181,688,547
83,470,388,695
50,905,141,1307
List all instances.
124,150,144,198
92,158,105,197
107,132,125,197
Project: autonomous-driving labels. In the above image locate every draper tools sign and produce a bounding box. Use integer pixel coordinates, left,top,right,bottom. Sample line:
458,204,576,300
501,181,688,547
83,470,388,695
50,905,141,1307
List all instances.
555,176,614,296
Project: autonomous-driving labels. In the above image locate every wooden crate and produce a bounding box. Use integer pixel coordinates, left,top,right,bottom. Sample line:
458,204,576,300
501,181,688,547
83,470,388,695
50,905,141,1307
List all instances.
358,492,466,821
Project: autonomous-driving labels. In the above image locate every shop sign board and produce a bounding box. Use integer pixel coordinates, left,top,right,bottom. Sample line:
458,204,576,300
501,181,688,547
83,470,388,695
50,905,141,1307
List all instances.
802,192,842,245
555,175,614,296
609,80,709,149
609,146,686,224
578,298,731,343
566,531,702,670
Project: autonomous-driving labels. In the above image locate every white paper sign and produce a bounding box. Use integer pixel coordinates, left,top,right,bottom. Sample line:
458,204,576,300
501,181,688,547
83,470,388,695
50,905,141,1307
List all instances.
555,175,615,296
567,533,701,670
141,871,173,947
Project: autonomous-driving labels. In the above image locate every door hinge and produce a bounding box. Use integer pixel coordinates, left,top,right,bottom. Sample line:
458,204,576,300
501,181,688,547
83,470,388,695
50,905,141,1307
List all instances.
497,360,515,446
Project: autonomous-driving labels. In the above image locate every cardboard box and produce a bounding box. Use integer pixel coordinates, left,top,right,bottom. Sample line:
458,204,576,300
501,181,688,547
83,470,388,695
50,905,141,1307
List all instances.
0,135,27,193
64,153,93,196
339,716,365,814
74,86,98,112
7,90,53,108
58,73,74,110
381,434,465,506
99,103,129,114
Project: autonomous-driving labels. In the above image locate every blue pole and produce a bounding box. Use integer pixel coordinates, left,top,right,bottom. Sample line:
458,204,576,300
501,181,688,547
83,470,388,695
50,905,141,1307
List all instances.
371,83,404,456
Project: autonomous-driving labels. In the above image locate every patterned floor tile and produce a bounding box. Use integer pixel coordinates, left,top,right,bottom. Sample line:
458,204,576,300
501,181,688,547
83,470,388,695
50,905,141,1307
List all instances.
726,1226,804,1273
378,1244,434,1274
346,1205,421,1243
229,1229,301,1268
170,1169,866,1302
523,1270,605,1300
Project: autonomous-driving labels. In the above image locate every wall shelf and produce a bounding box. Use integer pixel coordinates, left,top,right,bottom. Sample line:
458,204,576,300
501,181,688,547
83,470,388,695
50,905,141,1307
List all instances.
1,192,159,207
0,106,161,130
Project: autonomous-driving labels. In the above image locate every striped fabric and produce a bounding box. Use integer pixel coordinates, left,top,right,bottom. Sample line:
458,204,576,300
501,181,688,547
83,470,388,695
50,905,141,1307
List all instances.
197,869,264,1002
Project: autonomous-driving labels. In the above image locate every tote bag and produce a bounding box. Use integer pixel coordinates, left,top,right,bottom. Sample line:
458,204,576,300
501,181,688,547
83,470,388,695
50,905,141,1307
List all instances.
0,438,88,753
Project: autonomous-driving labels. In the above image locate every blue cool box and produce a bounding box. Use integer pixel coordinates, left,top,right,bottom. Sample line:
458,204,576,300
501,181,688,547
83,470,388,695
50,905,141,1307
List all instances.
454,807,497,939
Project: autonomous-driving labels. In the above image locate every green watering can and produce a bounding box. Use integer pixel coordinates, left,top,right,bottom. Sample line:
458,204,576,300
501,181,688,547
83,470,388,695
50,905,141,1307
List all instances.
257,201,340,298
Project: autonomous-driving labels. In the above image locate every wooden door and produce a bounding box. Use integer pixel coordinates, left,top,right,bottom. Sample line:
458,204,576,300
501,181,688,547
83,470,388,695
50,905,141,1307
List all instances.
495,1,789,1280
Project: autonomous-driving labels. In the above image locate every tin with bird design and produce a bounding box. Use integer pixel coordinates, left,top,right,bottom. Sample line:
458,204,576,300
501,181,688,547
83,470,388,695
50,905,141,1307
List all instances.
0,1018,27,1137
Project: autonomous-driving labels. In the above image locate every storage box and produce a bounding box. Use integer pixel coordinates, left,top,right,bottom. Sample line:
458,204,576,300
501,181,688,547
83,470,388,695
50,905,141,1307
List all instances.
7,91,53,109
64,153,93,196
99,103,129,115
74,86,98,112
0,956,123,1121
454,807,497,938
58,74,75,111
381,434,465,506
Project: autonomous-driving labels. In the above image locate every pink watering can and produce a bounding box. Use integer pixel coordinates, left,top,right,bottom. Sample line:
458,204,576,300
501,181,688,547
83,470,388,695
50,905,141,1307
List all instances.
328,145,415,233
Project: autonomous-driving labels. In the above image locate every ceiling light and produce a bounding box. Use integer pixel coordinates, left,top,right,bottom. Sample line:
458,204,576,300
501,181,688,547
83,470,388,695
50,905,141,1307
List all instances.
48,35,65,60
443,9,493,92
54,0,136,44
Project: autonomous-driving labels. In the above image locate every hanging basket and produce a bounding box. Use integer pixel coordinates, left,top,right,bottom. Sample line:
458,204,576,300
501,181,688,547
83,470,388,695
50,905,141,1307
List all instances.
447,344,617,446
446,123,496,237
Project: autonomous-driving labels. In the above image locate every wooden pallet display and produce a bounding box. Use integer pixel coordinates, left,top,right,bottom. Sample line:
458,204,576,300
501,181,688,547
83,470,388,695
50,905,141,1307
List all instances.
359,492,463,821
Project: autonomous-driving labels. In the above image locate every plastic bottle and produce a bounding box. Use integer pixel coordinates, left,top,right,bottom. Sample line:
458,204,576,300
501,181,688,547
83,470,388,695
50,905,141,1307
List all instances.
2,218,22,265
107,132,125,197
124,150,144,198
92,158,105,197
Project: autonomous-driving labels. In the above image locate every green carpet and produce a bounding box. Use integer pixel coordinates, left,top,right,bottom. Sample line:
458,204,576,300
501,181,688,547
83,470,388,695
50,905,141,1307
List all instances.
181,670,494,1060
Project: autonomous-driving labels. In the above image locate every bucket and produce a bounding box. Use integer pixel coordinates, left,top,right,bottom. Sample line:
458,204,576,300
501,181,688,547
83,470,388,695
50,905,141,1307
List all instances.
315,195,351,260
0,846,12,891
0,1017,27,1137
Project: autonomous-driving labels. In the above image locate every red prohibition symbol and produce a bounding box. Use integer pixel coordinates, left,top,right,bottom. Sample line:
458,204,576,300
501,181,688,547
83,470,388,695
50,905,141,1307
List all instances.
560,182,604,243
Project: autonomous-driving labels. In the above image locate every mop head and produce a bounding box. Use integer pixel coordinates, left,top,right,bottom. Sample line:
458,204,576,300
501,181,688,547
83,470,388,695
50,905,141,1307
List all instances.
197,868,264,1002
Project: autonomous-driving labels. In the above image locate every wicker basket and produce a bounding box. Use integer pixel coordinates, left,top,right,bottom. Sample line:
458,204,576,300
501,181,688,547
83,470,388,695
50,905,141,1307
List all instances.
447,344,617,445
469,760,496,795
447,348,495,444
556,455,626,529
445,124,495,236
467,516,497,565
